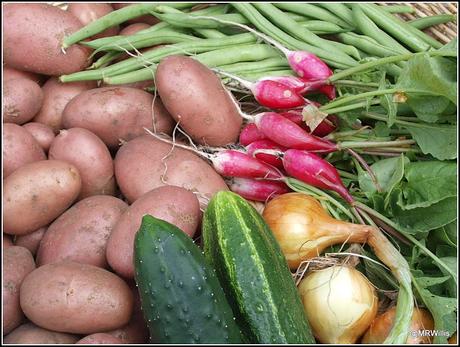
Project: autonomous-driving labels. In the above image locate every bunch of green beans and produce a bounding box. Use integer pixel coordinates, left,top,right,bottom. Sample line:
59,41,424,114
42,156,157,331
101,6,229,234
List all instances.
59,2,455,87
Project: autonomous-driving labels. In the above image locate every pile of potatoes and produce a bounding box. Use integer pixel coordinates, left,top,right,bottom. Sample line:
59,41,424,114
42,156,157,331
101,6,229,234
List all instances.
3,3,243,344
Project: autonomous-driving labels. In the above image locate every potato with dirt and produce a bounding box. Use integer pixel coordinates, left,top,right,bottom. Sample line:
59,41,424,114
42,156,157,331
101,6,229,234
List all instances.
3,3,91,75
33,78,97,133
106,185,201,278
62,87,175,148
3,160,82,236
3,123,46,178
37,195,128,268
3,246,36,335
3,78,44,125
20,261,133,334
4,323,80,344
48,128,116,199
114,135,228,204
156,55,243,146
77,333,125,344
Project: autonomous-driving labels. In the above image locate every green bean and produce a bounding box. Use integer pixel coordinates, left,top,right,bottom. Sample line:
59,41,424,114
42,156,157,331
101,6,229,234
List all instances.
241,69,295,81
62,3,194,48
359,3,433,51
60,33,257,82
89,51,123,69
381,4,415,14
104,43,282,85
85,30,199,52
151,10,249,29
316,3,355,26
299,21,353,35
326,40,361,60
252,3,358,65
218,57,289,74
273,3,351,28
408,14,457,30
194,28,226,39
351,4,410,55
229,3,353,69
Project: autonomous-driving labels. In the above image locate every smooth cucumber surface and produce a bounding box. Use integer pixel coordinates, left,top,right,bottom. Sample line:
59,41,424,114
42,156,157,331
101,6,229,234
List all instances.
134,215,243,344
202,191,315,344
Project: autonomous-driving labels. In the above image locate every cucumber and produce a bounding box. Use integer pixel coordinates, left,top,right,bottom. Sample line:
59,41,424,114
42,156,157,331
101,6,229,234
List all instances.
134,215,243,344
202,191,316,344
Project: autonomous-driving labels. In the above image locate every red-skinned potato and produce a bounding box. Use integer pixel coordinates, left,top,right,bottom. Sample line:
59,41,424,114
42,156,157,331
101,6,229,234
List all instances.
156,55,243,146
68,3,119,39
4,323,80,344
119,22,150,36
77,333,125,344
3,160,82,236
20,261,134,334
3,246,36,335
62,87,175,148
107,186,201,278
3,78,44,125
22,122,56,153
48,128,116,199
114,135,229,205
14,227,47,256
3,3,91,75
33,77,97,133
37,195,128,268
106,282,149,344
3,66,45,85
112,3,160,25
3,123,46,178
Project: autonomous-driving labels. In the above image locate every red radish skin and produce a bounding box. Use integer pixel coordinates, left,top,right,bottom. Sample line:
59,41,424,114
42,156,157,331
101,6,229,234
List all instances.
212,150,283,179
254,112,338,153
246,139,286,169
260,76,308,94
283,149,354,203
287,51,332,81
228,178,290,202
279,110,337,137
239,123,266,146
251,79,306,109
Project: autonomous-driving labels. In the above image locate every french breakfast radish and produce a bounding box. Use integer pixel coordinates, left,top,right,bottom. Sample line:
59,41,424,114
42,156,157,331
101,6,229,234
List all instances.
239,123,267,146
228,178,290,202
246,139,286,169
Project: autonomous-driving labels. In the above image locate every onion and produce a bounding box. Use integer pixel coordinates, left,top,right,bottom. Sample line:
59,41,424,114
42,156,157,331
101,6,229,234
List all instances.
298,265,378,344
449,332,457,344
362,306,435,344
262,193,372,269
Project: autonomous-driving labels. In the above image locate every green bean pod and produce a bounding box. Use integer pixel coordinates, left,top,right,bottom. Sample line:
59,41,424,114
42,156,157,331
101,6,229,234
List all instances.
252,3,358,65
351,4,410,55
316,3,355,26
273,3,351,28
60,33,257,82
299,20,353,34
62,3,194,48
381,4,415,14
231,3,354,69
358,3,433,51
408,14,457,30
104,43,282,85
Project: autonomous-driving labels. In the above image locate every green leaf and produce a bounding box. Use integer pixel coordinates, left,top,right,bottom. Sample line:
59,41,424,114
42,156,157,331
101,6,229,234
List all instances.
357,155,408,198
412,273,457,344
388,189,457,234
401,161,457,209
437,257,457,298
378,73,397,127
396,54,457,123
402,123,457,160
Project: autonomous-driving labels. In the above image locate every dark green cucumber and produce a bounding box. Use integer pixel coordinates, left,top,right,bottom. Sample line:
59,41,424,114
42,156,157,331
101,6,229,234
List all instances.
203,191,315,344
134,215,243,344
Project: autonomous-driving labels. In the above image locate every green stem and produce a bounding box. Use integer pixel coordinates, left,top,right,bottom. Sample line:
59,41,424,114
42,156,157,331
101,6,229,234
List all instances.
333,79,379,89
355,201,457,282
321,99,381,115
328,50,457,83
340,139,416,149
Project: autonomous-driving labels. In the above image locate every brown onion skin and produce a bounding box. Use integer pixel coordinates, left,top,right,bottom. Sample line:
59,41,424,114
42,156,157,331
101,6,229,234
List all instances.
361,306,435,344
